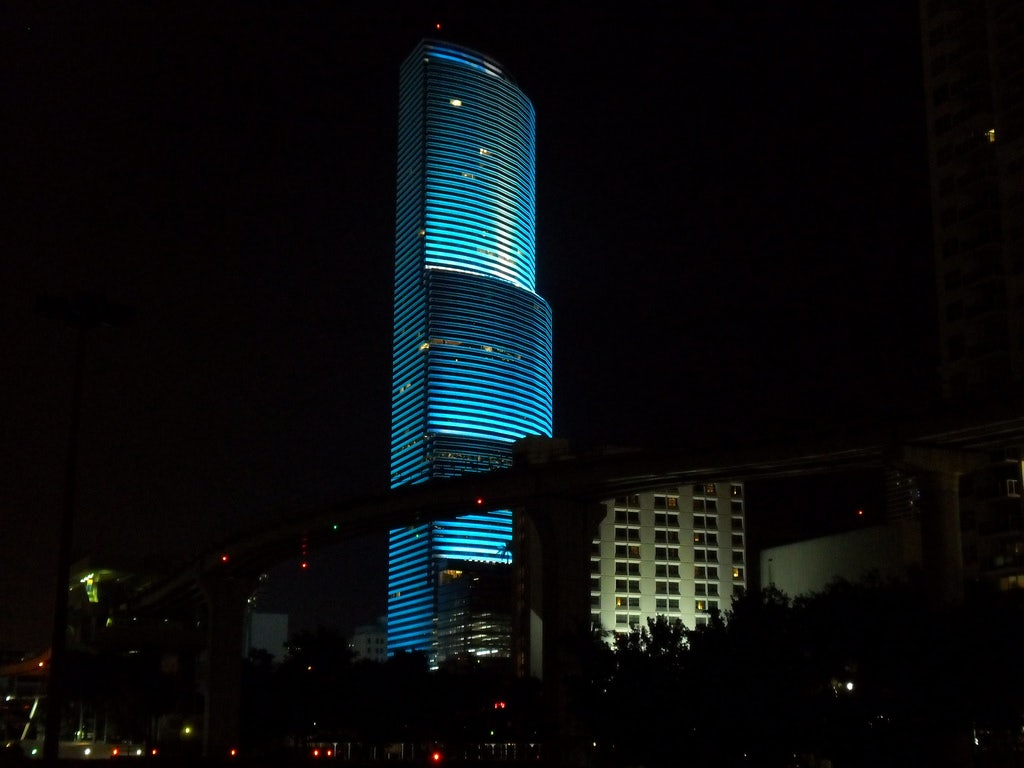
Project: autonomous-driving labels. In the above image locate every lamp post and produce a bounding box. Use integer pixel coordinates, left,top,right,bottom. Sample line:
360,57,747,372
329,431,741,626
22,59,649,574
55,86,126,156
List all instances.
36,293,132,765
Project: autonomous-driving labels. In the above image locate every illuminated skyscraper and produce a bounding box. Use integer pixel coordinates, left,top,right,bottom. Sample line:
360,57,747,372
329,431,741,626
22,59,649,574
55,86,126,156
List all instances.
388,40,553,665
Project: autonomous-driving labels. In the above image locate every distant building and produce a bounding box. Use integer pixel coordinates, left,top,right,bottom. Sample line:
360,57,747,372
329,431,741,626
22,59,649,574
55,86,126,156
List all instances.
958,452,1024,589
590,483,747,632
760,520,923,598
349,620,387,663
387,39,553,667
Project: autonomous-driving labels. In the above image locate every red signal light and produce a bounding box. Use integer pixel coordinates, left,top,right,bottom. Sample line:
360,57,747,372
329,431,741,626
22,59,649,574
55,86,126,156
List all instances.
476,497,484,506
313,748,321,758
229,748,238,757
432,751,443,763
220,554,229,563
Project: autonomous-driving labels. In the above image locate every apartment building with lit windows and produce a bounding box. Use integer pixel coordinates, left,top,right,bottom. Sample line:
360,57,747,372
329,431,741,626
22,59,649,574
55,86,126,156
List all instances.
590,482,747,632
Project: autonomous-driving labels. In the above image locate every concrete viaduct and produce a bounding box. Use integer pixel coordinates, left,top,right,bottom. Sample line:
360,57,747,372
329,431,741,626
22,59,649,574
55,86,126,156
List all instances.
130,405,1024,766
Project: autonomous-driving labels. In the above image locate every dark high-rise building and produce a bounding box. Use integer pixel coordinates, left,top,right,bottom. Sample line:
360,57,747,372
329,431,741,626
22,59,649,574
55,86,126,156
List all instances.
919,1,1024,589
388,40,553,665
920,0,1024,400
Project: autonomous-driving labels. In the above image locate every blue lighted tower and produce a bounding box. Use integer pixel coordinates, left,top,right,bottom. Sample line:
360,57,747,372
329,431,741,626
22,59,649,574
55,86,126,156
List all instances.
389,40,553,665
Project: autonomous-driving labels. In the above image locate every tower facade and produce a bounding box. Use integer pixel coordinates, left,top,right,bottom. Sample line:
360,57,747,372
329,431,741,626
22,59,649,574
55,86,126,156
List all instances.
918,1,1024,592
389,40,553,665
920,0,1024,401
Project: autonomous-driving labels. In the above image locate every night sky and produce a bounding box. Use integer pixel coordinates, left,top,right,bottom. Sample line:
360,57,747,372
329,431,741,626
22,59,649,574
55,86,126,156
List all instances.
2,2,936,651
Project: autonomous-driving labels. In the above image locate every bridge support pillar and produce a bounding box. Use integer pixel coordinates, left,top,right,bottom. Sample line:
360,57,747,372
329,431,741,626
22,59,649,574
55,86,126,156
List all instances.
896,445,987,605
200,572,252,759
515,497,605,768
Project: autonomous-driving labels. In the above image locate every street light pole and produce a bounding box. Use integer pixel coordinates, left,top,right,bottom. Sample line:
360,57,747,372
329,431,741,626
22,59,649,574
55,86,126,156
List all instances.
36,293,132,765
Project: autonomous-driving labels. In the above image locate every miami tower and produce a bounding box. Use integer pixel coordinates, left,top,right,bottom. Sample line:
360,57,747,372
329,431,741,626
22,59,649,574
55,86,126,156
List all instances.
388,40,553,665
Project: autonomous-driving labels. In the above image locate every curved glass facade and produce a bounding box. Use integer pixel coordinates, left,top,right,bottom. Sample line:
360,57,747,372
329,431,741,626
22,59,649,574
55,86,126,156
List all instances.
388,40,553,663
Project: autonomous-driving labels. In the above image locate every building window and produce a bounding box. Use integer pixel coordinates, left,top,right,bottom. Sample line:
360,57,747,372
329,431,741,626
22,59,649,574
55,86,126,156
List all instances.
730,500,743,515
615,596,640,609
655,530,679,544
615,579,640,592
590,576,600,592
706,533,718,546
590,559,601,574
591,541,601,555
732,551,744,564
655,564,680,578
615,561,641,575
615,527,640,542
615,509,640,524
730,484,743,498
654,496,667,510
731,516,743,530
708,583,719,596
655,581,680,595
732,534,744,547
655,598,679,618
695,549,706,562
733,566,744,581
615,494,641,508
694,566,706,579
668,496,679,509
655,546,679,561
655,512,679,527
590,594,601,607
695,583,706,596
708,567,719,580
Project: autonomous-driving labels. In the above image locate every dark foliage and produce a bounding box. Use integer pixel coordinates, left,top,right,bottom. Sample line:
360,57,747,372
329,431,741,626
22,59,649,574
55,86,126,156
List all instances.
572,581,1024,768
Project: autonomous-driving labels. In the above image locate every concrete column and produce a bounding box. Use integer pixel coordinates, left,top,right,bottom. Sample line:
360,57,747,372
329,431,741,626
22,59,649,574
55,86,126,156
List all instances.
895,445,985,606
515,497,605,768
917,468,965,605
200,572,252,759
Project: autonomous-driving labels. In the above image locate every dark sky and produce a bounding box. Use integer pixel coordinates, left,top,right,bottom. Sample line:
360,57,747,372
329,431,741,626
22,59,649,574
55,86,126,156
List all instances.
2,2,935,651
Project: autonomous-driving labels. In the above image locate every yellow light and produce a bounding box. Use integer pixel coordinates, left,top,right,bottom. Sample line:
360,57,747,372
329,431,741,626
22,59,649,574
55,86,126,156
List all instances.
450,99,462,107
987,128,996,143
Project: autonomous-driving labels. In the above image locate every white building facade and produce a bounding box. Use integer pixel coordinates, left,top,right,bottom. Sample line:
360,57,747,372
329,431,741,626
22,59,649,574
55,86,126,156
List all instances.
591,482,747,632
